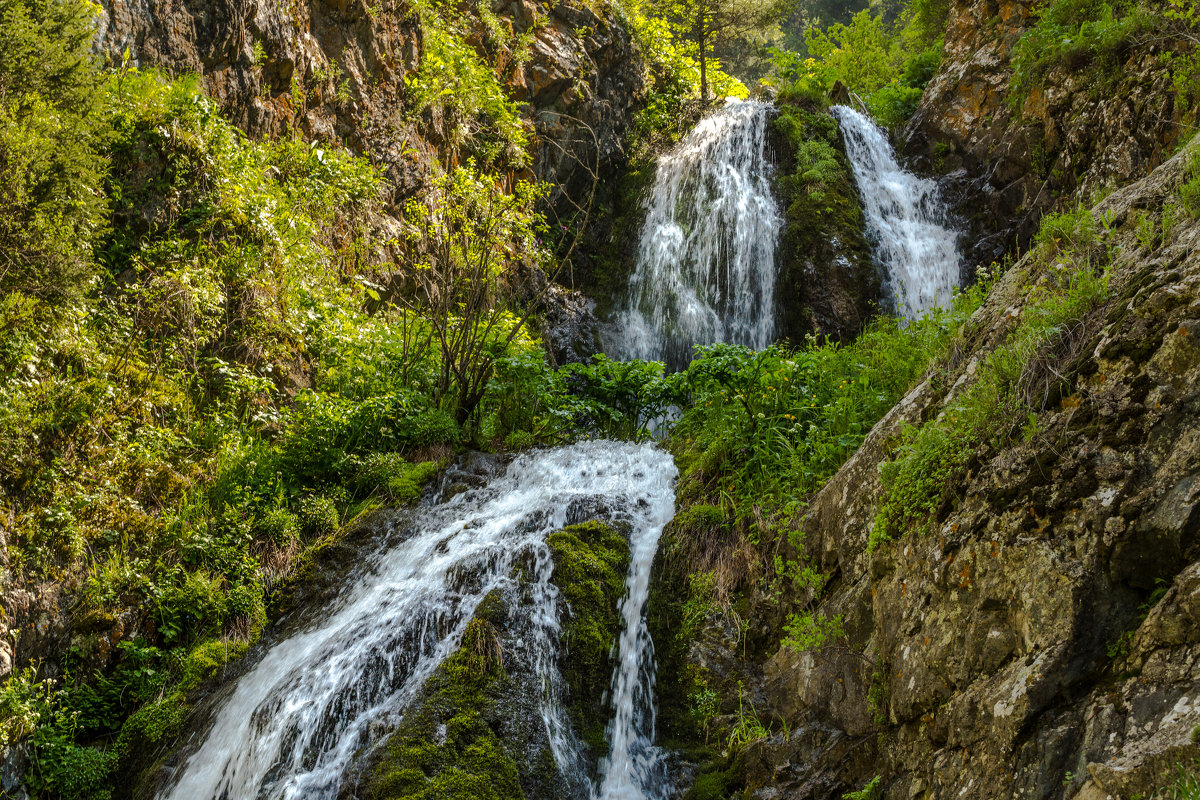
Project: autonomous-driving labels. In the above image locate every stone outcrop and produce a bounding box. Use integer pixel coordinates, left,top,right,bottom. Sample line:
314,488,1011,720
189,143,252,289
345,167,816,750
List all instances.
730,130,1200,800
95,0,646,210
902,0,1194,270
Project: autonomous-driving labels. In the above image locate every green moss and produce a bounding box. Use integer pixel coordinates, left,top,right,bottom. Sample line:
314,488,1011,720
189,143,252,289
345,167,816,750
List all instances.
178,638,251,692
355,454,443,505
546,521,631,754
682,766,741,800
363,615,524,800
113,691,190,786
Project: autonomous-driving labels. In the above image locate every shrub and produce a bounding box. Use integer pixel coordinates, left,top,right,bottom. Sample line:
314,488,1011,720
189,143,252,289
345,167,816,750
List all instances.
295,494,339,540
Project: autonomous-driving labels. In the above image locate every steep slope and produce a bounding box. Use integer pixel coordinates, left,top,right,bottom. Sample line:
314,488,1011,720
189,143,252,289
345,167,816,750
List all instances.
741,134,1200,799
903,0,1197,269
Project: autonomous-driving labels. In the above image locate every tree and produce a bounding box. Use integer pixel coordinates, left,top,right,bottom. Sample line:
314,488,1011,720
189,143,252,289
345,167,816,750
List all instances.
656,0,797,98
0,0,107,301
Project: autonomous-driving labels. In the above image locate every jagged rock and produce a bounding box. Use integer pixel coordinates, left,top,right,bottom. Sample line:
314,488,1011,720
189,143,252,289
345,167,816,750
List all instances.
902,0,1194,271
95,0,646,213
738,131,1200,799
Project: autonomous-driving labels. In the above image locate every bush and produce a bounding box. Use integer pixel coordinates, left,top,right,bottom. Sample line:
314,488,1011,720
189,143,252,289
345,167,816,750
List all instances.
295,494,340,540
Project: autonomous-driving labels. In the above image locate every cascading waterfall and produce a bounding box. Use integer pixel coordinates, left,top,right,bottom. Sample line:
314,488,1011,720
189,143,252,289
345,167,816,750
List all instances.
156,441,677,800
832,105,960,318
608,98,783,369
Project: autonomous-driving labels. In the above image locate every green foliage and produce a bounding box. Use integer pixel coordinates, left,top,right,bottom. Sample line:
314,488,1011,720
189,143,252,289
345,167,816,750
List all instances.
354,454,442,505
405,1,528,167
872,206,1112,548
0,0,107,301
1147,763,1200,799
844,775,883,800
1,667,52,748
726,683,770,748
644,0,784,100
561,355,687,440
781,611,845,652
769,0,946,128
1176,142,1200,218
672,301,973,511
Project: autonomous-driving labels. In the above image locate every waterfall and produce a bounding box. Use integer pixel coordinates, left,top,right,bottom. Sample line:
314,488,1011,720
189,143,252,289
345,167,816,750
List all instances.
608,98,783,369
832,105,960,318
156,441,677,800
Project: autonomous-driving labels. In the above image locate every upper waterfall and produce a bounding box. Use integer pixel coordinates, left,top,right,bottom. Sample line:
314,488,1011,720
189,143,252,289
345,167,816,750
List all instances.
832,105,960,318
607,98,783,369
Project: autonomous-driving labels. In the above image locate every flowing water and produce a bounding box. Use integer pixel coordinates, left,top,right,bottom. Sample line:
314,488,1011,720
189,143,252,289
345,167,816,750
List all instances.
832,105,960,318
607,98,783,369
156,441,677,800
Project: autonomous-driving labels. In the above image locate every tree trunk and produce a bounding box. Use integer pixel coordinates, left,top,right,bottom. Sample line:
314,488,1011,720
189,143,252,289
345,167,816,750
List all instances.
697,14,709,100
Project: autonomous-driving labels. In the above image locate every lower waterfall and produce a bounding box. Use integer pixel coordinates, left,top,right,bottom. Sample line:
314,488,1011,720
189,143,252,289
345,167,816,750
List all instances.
155,442,677,800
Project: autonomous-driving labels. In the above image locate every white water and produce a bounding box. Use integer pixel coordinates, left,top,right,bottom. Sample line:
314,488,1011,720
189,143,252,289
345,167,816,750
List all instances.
832,105,960,318
157,441,677,800
608,98,783,369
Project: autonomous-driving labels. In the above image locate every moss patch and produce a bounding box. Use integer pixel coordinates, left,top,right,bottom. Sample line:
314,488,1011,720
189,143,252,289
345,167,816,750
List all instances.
363,615,523,800
547,521,631,755
770,98,879,343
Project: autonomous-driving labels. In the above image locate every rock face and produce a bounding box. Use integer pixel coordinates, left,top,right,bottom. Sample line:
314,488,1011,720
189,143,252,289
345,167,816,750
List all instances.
733,135,1200,799
771,100,882,345
902,0,1193,270
95,0,646,209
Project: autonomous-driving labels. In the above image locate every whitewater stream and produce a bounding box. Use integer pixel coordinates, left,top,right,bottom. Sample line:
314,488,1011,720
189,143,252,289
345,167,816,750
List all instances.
832,105,960,318
157,441,677,800
608,98,783,369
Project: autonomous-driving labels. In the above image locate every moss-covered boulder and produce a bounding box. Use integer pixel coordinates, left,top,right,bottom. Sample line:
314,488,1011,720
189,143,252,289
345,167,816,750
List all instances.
547,521,632,756
770,96,882,344
363,520,632,799
361,616,525,800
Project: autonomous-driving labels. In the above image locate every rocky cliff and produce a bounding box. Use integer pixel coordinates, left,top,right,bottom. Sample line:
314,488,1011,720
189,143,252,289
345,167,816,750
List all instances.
96,0,646,208
903,0,1197,272
707,124,1200,800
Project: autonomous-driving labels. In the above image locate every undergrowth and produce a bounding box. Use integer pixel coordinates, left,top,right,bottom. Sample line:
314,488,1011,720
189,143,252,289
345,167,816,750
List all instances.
871,203,1113,549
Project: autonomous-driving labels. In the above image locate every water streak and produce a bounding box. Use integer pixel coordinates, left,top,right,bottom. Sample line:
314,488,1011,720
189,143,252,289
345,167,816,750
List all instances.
608,98,783,369
832,105,960,318
157,441,677,800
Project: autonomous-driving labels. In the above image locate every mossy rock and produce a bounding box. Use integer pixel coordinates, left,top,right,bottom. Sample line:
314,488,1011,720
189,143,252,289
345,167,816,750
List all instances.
769,99,881,345
363,617,523,800
546,521,631,756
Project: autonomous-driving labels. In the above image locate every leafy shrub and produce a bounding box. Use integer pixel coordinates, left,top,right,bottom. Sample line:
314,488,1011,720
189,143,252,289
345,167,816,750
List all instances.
156,571,228,646
406,4,527,167
295,495,340,540
1177,142,1200,218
